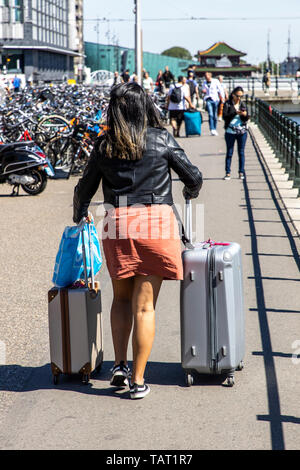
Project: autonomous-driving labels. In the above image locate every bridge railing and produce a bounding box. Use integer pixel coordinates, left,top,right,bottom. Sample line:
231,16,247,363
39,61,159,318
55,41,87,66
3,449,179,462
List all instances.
223,77,299,97
245,96,300,195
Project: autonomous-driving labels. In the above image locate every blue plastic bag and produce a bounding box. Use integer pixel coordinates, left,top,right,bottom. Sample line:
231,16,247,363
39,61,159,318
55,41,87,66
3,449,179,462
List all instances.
52,221,102,288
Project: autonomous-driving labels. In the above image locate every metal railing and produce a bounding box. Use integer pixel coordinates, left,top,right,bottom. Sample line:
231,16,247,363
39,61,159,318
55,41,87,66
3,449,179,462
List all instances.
223,76,299,97
245,96,300,194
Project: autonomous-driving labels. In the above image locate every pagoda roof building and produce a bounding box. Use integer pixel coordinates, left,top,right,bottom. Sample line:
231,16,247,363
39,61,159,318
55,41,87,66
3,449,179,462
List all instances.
198,42,247,58
188,42,257,77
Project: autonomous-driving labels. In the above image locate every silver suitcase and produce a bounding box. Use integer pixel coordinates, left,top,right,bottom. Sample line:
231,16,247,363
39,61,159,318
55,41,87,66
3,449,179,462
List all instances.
48,222,104,385
180,201,245,387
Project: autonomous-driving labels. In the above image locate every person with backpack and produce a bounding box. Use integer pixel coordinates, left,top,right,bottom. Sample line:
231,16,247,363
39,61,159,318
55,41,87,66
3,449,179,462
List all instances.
166,75,195,137
187,71,199,107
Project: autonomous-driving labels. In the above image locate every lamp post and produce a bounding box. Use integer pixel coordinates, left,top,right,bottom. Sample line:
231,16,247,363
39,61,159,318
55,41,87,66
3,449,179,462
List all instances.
134,0,142,84
0,43,3,72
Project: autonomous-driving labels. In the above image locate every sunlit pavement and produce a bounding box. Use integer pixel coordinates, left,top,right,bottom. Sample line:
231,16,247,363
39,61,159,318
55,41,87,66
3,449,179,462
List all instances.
0,116,300,450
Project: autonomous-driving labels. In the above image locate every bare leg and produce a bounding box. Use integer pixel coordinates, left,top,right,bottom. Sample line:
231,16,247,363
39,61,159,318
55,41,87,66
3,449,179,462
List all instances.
111,277,134,365
131,274,163,385
170,118,177,136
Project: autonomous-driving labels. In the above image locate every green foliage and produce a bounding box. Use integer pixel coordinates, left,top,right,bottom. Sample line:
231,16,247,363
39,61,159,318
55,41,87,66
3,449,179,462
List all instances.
161,47,192,60
258,61,281,75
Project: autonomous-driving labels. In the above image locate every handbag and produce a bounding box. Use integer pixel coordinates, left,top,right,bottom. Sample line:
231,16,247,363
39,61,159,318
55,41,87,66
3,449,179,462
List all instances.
52,220,102,288
228,125,247,135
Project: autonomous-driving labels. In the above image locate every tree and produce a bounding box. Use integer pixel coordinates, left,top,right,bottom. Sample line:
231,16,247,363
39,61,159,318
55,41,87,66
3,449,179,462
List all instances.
258,60,281,75
161,47,192,60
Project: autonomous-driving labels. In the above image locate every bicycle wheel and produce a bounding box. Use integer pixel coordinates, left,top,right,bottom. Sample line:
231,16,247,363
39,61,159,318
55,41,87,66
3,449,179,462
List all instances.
45,135,72,169
37,114,71,140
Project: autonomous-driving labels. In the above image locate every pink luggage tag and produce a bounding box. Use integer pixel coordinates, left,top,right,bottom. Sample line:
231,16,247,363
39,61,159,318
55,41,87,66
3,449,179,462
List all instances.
203,238,231,249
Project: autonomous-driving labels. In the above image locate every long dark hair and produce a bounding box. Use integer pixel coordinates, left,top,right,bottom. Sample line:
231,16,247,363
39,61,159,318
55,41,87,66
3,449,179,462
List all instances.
102,82,162,160
229,86,244,102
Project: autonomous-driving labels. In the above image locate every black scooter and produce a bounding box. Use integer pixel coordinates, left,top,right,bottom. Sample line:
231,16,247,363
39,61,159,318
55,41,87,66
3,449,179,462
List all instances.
0,141,54,196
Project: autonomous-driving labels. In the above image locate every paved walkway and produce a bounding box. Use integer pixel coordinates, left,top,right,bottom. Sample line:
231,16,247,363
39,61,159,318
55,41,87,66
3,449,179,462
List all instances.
0,116,300,450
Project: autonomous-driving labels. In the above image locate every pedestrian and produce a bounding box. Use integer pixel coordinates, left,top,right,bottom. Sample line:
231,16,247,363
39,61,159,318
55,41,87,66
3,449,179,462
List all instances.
130,72,139,83
121,69,130,83
187,71,199,107
262,70,271,95
155,70,165,93
73,82,203,399
186,65,196,77
217,75,228,121
181,76,191,108
296,69,300,96
222,86,250,181
202,72,223,136
112,71,123,87
12,75,21,93
166,75,195,137
142,71,154,94
162,66,175,90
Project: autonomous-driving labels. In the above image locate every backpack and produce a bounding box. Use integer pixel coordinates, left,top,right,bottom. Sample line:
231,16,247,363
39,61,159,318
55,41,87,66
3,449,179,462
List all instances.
188,80,196,97
170,86,182,103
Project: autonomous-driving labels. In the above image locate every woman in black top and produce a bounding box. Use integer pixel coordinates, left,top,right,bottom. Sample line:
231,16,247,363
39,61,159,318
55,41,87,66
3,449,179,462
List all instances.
73,83,202,399
222,86,250,180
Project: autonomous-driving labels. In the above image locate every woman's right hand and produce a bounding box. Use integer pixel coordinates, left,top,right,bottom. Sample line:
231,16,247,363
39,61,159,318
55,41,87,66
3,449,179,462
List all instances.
183,186,193,200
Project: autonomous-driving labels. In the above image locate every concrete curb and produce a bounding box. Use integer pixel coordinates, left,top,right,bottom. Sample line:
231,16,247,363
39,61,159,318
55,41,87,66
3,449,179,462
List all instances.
249,122,300,237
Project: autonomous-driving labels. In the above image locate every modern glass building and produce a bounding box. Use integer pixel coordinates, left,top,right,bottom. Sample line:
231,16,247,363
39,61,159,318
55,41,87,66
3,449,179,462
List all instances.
0,0,80,82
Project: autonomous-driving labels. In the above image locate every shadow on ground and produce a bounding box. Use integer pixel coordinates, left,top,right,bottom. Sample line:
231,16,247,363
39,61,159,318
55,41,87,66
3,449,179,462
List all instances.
0,360,233,398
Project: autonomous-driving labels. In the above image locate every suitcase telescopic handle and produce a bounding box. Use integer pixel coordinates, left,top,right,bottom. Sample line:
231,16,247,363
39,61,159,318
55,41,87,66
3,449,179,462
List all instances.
80,219,95,290
185,199,193,245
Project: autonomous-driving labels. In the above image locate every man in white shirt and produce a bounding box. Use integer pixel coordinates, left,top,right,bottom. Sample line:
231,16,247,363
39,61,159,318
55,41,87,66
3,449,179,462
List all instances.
202,72,223,135
166,75,194,137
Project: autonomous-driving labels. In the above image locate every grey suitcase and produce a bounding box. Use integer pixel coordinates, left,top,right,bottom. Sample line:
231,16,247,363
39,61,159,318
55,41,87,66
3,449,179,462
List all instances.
48,222,104,385
180,201,245,387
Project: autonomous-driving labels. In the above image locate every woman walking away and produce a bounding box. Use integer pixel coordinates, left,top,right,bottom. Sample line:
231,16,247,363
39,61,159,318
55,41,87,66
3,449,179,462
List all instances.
73,83,203,399
222,86,249,181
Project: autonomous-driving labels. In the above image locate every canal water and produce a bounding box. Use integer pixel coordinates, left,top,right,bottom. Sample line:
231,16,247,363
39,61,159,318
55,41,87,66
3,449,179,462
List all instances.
287,114,300,125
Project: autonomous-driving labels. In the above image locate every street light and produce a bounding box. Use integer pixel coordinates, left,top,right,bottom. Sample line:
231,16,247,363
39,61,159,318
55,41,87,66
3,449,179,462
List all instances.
134,0,142,85
0,43,3,69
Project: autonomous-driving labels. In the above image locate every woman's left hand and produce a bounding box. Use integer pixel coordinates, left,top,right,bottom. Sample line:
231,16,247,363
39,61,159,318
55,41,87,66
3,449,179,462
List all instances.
85,212,93,224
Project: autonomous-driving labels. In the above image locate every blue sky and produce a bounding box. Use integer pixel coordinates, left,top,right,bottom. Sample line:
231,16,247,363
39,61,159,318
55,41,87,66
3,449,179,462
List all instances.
83,0,300,64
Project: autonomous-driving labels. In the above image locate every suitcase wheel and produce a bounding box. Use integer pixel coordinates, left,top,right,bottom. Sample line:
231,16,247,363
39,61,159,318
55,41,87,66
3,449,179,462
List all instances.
236,361,244,371
53,374,59,385
226,376,235,387
185,373,194,387
82,374,90,385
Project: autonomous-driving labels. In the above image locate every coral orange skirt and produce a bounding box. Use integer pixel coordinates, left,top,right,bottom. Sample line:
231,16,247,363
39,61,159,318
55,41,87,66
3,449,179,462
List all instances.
102,204,183,280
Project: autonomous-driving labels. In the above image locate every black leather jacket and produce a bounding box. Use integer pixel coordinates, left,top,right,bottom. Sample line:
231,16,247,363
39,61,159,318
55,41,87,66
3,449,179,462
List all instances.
73,127,203,223
222,100,250,129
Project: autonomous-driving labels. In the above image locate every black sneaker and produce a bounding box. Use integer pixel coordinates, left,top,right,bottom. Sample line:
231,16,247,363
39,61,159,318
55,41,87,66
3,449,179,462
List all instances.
129,382,150,399
110,361,131,387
